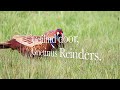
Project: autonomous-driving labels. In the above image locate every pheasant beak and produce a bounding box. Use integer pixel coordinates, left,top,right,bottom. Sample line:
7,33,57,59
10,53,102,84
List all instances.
57,32,59,35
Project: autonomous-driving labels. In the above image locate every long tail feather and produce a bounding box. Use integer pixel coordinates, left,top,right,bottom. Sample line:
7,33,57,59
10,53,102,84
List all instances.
0,42,10,49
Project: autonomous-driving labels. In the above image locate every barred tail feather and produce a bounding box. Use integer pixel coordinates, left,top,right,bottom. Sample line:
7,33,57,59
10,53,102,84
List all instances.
0,43,10,49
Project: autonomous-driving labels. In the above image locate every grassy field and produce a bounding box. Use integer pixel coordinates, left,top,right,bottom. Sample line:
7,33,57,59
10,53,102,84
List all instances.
0,11,119,79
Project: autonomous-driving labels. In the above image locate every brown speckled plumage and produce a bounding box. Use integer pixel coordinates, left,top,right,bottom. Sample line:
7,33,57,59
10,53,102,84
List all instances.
0,29,64,57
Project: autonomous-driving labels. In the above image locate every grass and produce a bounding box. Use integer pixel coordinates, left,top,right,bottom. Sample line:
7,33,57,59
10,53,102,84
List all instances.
0,11,119,79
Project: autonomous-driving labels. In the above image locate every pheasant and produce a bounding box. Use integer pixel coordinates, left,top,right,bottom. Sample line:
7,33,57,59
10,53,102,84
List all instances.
0,29,64,57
